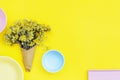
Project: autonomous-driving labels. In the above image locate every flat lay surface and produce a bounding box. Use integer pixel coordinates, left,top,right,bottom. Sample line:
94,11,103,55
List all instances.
1,0,120,80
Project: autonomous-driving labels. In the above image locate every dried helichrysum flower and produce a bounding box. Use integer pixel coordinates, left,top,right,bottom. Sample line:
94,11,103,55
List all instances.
5,19,50,50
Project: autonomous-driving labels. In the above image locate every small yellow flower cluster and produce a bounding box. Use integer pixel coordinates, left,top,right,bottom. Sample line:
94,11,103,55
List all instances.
5,19,50,50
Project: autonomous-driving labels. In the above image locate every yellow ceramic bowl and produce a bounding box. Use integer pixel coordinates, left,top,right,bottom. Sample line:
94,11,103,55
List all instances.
0,56,24,80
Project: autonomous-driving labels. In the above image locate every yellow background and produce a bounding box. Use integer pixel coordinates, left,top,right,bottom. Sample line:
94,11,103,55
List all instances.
0,0,120,80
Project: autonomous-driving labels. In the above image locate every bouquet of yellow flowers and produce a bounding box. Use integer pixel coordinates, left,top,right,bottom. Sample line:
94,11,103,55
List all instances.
5,20,50,71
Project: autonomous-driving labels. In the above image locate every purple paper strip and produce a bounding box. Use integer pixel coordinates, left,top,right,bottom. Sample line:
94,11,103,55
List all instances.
89,70,120,80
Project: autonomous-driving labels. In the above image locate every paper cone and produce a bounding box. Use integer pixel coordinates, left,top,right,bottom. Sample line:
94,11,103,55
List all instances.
21,46,36,71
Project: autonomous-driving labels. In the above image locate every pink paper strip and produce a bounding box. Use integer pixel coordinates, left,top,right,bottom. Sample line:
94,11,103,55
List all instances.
89,70,120,80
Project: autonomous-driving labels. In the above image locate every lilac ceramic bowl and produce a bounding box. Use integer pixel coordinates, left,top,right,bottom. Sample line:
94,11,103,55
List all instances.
0,8,7,32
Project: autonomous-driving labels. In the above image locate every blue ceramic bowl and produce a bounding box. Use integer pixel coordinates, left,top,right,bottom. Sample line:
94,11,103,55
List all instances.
42,50,64,73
